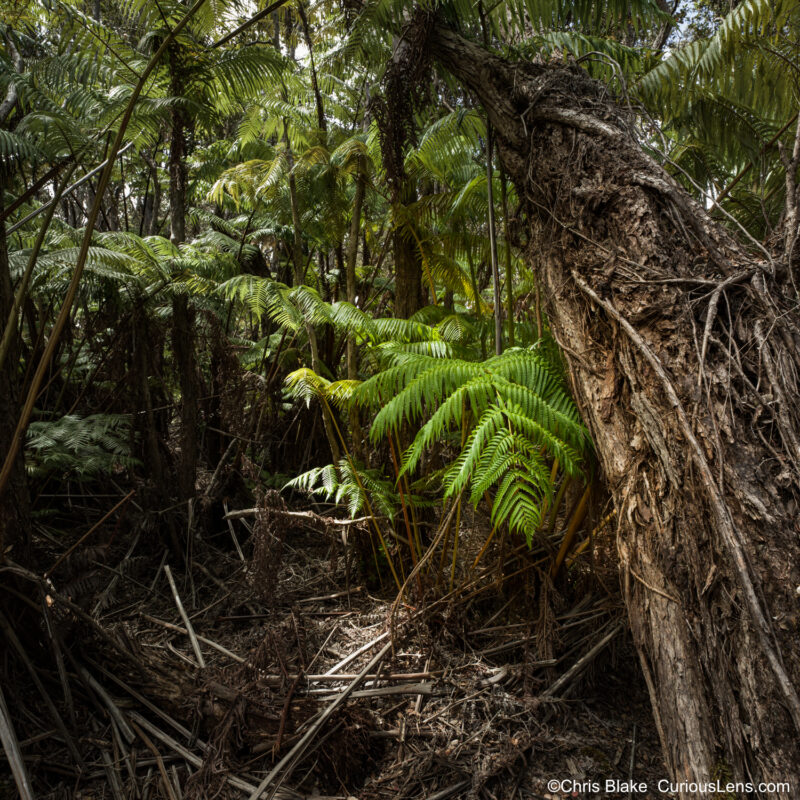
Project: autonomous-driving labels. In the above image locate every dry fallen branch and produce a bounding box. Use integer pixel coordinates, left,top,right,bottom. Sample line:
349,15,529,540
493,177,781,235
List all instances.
247,639,394,799
0,683,34,800
542,621,624,698
163,566,206,669
143,614,246,663
224,507,375,526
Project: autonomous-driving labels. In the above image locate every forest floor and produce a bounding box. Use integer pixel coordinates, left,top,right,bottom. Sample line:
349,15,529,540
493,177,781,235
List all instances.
1,496,673,800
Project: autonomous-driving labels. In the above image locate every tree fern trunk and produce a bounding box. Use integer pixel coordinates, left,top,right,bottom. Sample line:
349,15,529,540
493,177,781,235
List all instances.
168,45,199,504
285,139,341,465
431,24,800,797
394,180,424,318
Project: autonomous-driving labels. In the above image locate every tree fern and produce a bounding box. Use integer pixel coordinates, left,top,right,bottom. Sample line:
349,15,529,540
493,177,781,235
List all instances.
354,345,590,542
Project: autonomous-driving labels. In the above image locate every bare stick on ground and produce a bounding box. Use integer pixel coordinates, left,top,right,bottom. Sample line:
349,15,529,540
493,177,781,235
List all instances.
163,565,206,668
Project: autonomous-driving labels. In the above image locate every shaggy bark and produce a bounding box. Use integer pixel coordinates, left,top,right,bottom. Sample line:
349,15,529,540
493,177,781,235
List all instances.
431,24,800,797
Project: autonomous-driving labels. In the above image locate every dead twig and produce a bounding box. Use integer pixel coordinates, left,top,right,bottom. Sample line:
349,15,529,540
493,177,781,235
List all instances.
323,630,390,676
163,566,206,668
313,682,434,701
100,747,126,800
223,500,246,561
627,723,637,800
542,622,624,698
247,639,394,800
130,719,180,800
224,507,376,526
142,614,245,663
73,661,135,744
45,490,136,578
0,610,85,768
0,683,35,800
128,712,281,797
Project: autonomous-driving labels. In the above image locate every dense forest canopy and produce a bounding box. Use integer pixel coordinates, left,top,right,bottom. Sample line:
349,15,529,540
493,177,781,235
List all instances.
1,0,794,541
1,0,800,797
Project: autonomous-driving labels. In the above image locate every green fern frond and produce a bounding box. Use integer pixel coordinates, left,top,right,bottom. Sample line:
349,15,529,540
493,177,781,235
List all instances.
26,414,138,480
286,458,400,520
285,366,331,407
356,343,589,545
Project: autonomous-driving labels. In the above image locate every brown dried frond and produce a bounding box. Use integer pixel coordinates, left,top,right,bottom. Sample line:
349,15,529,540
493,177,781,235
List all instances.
250,490,287,603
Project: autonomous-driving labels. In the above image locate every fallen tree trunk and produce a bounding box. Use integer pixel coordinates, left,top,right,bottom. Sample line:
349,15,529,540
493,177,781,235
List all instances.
430,23,800,797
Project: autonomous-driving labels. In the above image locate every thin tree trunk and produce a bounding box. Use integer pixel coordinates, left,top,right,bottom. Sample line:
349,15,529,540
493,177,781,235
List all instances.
142,153,162,237
171,294,199,501
465,241,486,359
285,137,341,464
346,163,366,380
500,166,514,347
131,307,166,489
486,124,502,354
296,1,326,135
169,49,199,503
431,24,800,796
0,190,31,555
346,160,366,459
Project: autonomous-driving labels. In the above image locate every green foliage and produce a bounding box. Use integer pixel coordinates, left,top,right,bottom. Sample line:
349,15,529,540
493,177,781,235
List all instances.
286,458,401,521
5,0,780,573
637,0,800,233
26,414,138,480
355,346,590,542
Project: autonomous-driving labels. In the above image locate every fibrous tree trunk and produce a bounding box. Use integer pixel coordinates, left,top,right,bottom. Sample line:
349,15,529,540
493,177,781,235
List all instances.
431,24,800,797
393,179,424,319
377,23,426,320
